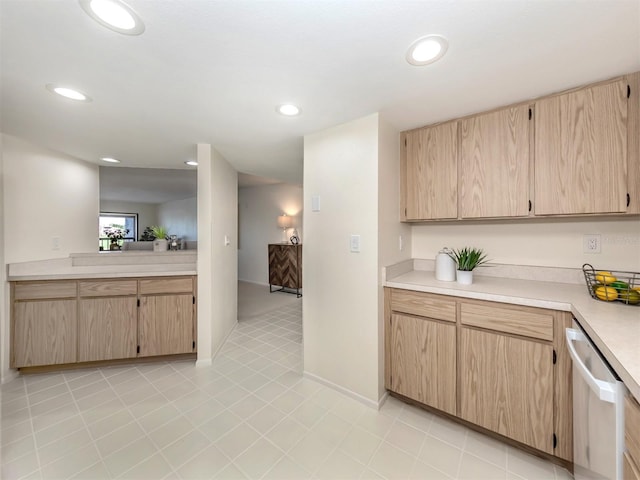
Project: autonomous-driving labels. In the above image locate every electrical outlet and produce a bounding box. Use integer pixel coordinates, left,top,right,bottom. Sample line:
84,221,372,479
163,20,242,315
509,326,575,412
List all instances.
583,234,601,254
350,234,361,253
52,236,60,250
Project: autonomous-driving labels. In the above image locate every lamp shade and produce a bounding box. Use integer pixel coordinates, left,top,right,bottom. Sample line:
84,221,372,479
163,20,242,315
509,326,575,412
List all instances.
277,215,293,229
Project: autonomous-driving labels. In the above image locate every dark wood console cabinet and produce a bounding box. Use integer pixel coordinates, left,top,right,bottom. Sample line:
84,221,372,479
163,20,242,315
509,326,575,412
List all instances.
268,244,302,297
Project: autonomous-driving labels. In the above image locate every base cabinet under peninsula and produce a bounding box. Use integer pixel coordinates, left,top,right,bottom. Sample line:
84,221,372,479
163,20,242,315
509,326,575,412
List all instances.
10,275,197,370
384,288,573,465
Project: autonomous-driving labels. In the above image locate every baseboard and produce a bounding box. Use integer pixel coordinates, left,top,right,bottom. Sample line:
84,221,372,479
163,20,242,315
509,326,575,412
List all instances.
303,370,385,410
238,279,269,287
1,368,19,385
196,319,238,367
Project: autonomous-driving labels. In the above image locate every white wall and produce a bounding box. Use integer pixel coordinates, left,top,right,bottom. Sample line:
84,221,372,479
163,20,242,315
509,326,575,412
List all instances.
411,217,640,272
303,113,382,405
99,200,158,239
3,134,99,263
196,144,238,365
1,134,99,382
1,135,7,382
238,184,303,285
158,196,197,242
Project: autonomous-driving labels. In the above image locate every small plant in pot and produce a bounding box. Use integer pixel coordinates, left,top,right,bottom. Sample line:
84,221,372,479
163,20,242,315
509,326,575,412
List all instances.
447,247,489,285
151,226,169,252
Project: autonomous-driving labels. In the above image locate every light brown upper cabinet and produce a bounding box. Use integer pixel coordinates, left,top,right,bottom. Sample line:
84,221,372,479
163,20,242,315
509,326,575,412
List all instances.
534,80,628,215
459,105,530,218
401,121,458,220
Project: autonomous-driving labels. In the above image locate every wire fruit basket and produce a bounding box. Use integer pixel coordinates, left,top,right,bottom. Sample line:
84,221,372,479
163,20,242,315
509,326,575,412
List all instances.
582,264,640,306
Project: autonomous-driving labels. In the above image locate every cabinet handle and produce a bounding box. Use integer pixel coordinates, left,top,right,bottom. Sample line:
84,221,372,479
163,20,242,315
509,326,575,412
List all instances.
627,193,631,208
528,200,532,212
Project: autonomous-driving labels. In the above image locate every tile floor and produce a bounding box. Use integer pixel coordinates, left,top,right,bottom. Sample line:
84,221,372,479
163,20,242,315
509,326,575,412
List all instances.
1,302,573,479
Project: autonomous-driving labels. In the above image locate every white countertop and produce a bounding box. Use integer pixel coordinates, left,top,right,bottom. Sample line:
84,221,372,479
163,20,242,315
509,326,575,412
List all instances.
7,252,197,281
385,268,640,401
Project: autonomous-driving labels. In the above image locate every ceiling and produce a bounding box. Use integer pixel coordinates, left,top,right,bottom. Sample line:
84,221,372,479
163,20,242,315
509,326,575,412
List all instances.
2,1,639,186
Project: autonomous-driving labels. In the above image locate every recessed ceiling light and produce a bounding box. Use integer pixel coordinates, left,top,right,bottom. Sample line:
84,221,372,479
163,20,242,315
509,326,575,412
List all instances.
406,35,448,66
46,84,92,102
277,104,300,116
101,157,121,163
185,161,198,166
79,0,145,35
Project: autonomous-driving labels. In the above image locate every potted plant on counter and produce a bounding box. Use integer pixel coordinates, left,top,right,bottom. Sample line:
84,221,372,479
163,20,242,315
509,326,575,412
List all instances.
448,247,489,285
103,226,129,251
151,226,169,252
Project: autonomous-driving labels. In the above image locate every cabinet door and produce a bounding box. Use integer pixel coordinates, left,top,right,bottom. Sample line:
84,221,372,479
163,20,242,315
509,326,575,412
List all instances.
268,245,283,286
535,80,628,215
460,328,554,453
460,106,530,218
13,300,77,367
389,313,456,414
139,294,194,356
404,122,458,220
78,297,137,362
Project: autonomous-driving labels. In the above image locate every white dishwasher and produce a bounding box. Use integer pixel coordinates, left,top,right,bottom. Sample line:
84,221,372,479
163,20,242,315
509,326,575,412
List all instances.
566,318,626,480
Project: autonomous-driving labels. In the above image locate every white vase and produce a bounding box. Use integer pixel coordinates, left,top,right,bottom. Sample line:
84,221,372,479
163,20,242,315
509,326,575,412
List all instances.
153,239,168,252
456,270,473,285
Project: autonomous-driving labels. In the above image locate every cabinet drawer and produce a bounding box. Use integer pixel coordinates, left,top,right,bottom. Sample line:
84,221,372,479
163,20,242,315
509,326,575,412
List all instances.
139,277,193,295
14,281,77,300
390,289,456,322
79,280,137,297
460,302,553,341
626,395,640,469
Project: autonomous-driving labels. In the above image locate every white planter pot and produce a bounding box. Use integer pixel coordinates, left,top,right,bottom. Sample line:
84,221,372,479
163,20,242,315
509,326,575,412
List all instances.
456,270,473,285
153,239,168,252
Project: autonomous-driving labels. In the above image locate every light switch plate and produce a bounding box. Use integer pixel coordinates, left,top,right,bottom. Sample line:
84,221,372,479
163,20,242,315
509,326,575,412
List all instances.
311,194,320,212
350,234,361,253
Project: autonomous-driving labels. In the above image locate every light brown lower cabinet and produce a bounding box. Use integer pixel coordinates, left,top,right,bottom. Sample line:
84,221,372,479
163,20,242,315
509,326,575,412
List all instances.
389,313,456,415
78,297,137,362
11,276,196,369
385,287,572,464
13,300,77,367
139,294,194,357
459,327,554,453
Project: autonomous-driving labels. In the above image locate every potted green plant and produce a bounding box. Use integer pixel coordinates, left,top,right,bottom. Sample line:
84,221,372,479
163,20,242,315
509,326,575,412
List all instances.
447,247,489,285
151,226,169,252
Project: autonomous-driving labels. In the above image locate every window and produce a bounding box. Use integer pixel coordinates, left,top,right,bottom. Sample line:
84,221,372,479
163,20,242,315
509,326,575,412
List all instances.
99,212,137,250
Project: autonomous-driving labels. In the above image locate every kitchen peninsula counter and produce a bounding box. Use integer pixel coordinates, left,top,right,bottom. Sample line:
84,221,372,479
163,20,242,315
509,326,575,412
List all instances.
7,250,197,281
384,260,640,401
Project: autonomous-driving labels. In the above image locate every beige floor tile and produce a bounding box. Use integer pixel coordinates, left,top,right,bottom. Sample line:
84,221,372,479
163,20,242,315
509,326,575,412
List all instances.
428,416,468,448
40,443,101,479
409,460,453,479
118,453,174,480
1,451,40,480
1,420,33,447
176,444,230,479
27,384,69,407
246,404,287,434
183,397,226,425
228,394,267,419
314,449,366,479
330,396,369,423
31,404,79,432
339,426,383,465
102,437,158,477
290,401,329,429
147,416,194,449
263,456,311,479
199,410,244,442
2,434,36,466
418,434,463,479
95,421,146,458
309,412,352,445
137,403,182,433
507,448,556,480
458,452,507,479
162,430,212,470
265,417,309,452
214,462,248,479
385,420,427,457
463,429,507,469
38,427,93,466
271,389,306,414
355,409,395,438
288,431,336,473
215,423,261,460
368,441,416,479
397,406,434,433
234,438,285,478
69,461,111,480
